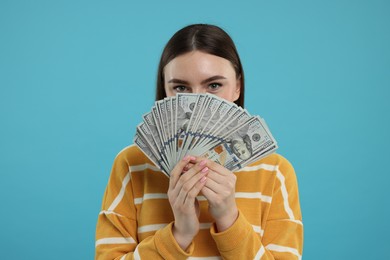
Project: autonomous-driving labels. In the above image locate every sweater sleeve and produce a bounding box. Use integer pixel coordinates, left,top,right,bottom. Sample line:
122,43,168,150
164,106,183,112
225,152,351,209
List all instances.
95,149,194,260
261,156,303,259
210,156,303,259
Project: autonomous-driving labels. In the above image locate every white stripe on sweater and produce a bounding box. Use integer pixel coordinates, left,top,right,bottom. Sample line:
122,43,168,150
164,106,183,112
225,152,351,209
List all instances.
266,244,302,260
106,163,161,211
133,246,141,260
138,223,168,233
118,248,140,260
130,163,161,172
276,168,295,220
107,172,131,212
134,193,168,204
239,163,296,221
134,192,271,204
237,163,277,172
99,209,276,232
99,210,124,217
252,225,264,236
137,223,213,234
188,257,221,260
199,223,212,229
95,237,136,247
197,195,207,201
280,218,303,226
254,245,265,260
235,192,272,203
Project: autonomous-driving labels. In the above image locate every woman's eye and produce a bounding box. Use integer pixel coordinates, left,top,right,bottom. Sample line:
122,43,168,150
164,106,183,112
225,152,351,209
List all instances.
208,83,222,91
173,86,188,92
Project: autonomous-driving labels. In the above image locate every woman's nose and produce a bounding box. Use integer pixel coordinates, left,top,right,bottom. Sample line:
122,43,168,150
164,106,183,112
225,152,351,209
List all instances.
191,87,207,94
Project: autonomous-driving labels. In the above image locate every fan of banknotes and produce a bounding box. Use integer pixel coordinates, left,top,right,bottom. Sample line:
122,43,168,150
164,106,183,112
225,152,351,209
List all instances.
134,93,278,177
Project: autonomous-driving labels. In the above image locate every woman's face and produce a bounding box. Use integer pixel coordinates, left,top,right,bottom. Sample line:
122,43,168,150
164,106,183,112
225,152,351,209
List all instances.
164,51,241,102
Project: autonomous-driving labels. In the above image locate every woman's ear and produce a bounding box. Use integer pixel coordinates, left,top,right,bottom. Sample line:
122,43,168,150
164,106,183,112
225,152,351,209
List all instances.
233,75,241,101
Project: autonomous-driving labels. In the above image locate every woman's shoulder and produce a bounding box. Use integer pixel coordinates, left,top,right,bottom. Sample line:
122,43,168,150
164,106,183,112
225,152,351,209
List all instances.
246,153,296,176
113,144,153,166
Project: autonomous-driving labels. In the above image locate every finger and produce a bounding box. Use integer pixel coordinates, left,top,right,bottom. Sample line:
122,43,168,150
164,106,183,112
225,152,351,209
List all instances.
202,169,225,184
186,155,204,164
170,155,196,189
177,158,208,184
201,184,217,202
183,162,195,172
190,157,230,177
202,172,224,194
183,173,208,207
171,158,207,200
205,159,231,176
176,167,209,209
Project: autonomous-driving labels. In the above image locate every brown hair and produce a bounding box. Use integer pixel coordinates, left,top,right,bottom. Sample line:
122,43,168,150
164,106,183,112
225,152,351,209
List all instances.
155,24,245,107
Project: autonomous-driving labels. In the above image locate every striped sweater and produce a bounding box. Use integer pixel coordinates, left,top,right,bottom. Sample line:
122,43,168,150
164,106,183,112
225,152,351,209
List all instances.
95,145,303,259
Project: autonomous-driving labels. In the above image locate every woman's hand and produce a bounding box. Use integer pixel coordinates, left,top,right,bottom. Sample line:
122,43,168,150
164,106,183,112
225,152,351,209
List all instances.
168,156,209,250
199,158,239,232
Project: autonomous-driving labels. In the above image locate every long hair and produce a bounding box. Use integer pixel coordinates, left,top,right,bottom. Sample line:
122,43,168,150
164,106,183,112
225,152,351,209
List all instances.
155,24,245,107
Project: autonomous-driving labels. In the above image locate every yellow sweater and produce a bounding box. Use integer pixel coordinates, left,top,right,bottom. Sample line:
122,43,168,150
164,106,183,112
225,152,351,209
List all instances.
95,145,303,259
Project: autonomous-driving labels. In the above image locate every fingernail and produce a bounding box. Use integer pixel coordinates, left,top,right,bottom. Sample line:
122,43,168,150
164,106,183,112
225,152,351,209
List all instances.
200,176,207,183
201,167,208,173
200,160,207,167
190,156,196,161
183,155,189,161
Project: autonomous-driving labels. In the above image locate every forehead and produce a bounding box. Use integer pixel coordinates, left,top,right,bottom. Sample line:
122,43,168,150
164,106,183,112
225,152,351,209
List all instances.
164,51,235,79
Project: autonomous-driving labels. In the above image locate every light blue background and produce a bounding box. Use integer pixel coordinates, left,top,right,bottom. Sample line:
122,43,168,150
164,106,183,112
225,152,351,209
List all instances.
1,0,389,259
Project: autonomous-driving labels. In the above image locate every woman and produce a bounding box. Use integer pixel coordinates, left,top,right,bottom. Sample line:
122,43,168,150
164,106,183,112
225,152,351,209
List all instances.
95,24,303,259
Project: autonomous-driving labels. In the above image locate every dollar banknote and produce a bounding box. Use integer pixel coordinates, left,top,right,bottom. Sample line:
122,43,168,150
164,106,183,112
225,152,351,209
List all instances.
134,93,278,177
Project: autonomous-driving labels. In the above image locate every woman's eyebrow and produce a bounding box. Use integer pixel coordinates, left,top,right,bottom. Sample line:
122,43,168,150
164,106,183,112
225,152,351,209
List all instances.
201,75,227,84
167,76,227,85
167,78,189,84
